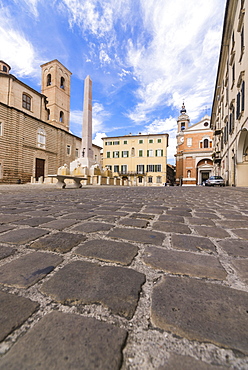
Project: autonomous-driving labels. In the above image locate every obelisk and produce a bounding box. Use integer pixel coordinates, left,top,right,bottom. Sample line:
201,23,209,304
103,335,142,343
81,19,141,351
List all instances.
80,75,94,168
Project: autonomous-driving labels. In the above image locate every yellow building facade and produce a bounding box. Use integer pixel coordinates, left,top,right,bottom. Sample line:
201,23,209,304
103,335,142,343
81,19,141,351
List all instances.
102,133,169,186
211,0,248,186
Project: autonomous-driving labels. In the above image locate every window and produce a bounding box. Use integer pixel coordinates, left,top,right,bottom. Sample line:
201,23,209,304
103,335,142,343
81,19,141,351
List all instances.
59,111,64,123
3,65,7,73
237,91,241,119
147,164,161,172
47,74,51,86
157,138,162,143
232,63,235,84
139,150,143,157
147,149,153,157
204,122,209,127
75,148,79,157
66,145,71,155
241,80,245,112
148,139,154,143
148,176,153,183
123,140,128,144
181,122,185,130
113,141,120,145
37,129,46,148
105,141,112,146
229,105,235,134
156,176,162,183
241,26,244,51
107,151,110,158
187,138,192,147
60,77,65,89
114,165,119,173
22,93,31,110
0,122,3,136
138,177,143,183
121,165,127,174
137,165,145,174
203,139,209,148
139,139,143,144
122,151,129,158
113,151,119,158
107,165,112,170
131,148,135,157
47,109,50,120
155,149,163,157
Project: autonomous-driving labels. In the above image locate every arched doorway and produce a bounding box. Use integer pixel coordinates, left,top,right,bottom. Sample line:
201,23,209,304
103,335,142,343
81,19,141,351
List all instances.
236,129,248,186
196,159,213,185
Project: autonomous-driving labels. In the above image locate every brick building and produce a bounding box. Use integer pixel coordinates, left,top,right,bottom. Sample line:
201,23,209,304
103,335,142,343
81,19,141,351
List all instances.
0,60,101,183
175,104,213,185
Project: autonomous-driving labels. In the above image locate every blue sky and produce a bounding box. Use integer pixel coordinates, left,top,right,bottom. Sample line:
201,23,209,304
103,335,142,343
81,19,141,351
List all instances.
0,0,226,163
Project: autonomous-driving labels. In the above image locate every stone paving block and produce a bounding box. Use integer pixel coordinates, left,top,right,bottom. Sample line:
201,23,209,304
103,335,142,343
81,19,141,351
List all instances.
171,234,216,253
152,221,191,234
0,311,127,370
0,291,39,342
13,217,55,227
216,220,248,229
151,276,248,354
30,232,85,253
231,259,248,284
131,213,155,220
75,239,138,265
61,212,95,220
0,245,16,259
158,215,184,224
144,206,165,214
108,227,165,246
187,217,215,226
118,218,149,228
160,353,227,370
93,215,119,223
0,228,50,245
218,239,248,257
231,229,248,240
72,222,113,233
0,214,24,223
40,219,79,230
194,212,220,220
41,261,145,319
143,247,226,279
0,224,15,233
166,210,192,217
194,226,230,239
0,252,63,288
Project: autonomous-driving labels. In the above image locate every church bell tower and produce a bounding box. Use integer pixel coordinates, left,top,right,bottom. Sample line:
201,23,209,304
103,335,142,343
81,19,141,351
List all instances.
41,60,72,131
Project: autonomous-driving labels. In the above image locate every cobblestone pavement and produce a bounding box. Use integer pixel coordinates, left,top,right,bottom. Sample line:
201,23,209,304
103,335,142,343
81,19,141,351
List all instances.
0,184,248,369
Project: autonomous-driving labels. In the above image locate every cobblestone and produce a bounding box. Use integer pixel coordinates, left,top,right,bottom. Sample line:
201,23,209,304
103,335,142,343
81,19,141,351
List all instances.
0,184,247,369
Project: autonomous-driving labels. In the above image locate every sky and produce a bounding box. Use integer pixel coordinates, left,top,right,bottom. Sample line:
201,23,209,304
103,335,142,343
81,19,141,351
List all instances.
0,0,226,164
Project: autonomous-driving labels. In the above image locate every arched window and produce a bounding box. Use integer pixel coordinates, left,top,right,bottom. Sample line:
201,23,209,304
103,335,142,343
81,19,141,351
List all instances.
47,74,51,86
37,129,46,148
60,77,65,89
3,66,7,73
203,139,209,148
59,111,64,123
22,93,31,110
131,147,135,157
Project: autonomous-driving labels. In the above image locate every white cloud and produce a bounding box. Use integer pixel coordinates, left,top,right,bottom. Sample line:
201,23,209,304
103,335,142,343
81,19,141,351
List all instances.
0,5,40,78
126,0,224,123
93,132,106,149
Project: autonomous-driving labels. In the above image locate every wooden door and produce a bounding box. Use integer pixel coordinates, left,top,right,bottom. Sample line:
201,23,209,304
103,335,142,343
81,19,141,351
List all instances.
35,158,45,181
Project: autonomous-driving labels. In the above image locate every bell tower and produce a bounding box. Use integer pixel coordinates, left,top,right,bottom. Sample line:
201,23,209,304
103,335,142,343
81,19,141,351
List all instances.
41,60,72,131
177,103,190,132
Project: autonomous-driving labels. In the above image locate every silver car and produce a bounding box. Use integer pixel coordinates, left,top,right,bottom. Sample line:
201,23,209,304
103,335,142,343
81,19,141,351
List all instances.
205,176,225,186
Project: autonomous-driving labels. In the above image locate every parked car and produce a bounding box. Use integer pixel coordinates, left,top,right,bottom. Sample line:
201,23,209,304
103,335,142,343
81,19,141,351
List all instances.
205,176,225,187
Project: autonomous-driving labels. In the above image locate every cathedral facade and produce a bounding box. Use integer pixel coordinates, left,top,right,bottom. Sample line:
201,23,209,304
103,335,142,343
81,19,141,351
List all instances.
0,60,101,183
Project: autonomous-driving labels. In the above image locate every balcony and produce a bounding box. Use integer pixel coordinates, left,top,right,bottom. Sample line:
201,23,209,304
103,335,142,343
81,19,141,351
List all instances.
118,171,146,176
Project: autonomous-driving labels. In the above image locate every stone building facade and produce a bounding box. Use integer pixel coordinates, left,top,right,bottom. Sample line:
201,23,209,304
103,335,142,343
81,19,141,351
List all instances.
0,60,101,183
102,133,169,186
175,104,213,185
211,0,248,186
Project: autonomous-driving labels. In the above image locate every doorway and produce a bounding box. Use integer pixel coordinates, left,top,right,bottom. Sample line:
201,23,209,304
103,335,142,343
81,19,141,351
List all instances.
35,158,45,181
201,171,210,184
